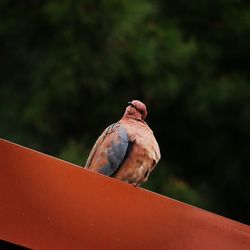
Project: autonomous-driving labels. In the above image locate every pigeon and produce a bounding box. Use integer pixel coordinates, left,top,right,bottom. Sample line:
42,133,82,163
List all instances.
84,100,161,186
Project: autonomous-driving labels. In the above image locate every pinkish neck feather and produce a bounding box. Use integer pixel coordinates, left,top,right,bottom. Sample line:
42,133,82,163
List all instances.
122,107,143,121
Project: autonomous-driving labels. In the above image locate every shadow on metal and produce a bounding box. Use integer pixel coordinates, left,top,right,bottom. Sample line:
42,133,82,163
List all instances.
0,240,31,250
0,139,249,250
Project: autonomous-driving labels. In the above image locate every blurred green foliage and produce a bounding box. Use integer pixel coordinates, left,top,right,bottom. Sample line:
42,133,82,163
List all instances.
0,0,250,224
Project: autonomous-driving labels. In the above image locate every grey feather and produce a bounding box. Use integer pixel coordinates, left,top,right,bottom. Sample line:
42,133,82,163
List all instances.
98,127,130,176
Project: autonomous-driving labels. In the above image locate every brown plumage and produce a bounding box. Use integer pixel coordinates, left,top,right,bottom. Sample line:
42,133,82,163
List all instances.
84,100,161,186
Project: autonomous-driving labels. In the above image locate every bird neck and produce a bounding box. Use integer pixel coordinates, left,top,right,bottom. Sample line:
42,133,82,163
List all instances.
121,115,147,126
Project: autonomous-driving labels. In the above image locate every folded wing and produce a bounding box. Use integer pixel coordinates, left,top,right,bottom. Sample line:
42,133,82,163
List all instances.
85,123,130,177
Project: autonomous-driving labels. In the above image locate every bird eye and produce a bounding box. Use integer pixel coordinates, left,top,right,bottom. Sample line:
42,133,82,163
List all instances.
129,102,136,109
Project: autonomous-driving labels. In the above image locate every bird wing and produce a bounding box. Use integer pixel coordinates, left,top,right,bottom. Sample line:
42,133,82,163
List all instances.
85,125,111,168
85,123,131,177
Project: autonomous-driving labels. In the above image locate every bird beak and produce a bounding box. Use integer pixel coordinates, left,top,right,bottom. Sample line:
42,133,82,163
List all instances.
128,101,136,108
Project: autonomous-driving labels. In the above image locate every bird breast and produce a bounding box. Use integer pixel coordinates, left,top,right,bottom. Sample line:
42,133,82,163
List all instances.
113,119,161,185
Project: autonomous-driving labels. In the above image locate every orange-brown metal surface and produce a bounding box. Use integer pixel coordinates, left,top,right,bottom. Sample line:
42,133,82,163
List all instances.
0,139,249,250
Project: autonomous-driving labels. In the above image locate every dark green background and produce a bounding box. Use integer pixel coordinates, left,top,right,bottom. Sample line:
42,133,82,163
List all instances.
1,0,250,224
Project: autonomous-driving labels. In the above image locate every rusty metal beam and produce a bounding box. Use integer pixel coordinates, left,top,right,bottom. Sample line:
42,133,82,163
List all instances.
0,139,249,249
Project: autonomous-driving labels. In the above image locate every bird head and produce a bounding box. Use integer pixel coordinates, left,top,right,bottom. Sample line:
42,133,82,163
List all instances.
124,100,148,120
